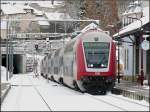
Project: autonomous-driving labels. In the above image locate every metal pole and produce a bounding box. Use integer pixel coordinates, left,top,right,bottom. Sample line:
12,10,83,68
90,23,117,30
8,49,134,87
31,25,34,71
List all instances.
9,26,12,78
132,43,135,82
11,23,15,76
118,42,120,83
9,35,11,78
55,21,56,33
140,32,144,85
12,40,14,76
6,19,9,81
0,27,1,81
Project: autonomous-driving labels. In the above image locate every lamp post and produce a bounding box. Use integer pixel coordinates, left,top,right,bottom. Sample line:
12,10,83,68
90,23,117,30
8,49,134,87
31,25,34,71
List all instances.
6,18,9,81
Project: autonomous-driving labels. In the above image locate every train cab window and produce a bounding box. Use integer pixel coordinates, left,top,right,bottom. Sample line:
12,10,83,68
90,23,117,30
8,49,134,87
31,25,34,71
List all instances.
83,42,110,68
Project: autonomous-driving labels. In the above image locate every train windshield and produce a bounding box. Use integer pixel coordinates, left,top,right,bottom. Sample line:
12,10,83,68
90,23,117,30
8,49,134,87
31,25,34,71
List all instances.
83,42,110,68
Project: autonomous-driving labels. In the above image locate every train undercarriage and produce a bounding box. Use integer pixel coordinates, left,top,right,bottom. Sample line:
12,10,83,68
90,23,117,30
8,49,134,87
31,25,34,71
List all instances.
80,76,115,94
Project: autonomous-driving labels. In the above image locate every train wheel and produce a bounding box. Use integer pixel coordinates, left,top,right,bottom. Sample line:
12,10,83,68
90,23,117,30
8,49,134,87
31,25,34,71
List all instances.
99,90,106,95
59,78,63,84
73,81,80,90
46,74,48,79
51,76,55,81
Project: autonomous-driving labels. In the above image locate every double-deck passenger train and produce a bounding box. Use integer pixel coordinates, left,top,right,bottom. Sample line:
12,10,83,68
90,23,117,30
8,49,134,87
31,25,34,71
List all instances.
40,24,116,93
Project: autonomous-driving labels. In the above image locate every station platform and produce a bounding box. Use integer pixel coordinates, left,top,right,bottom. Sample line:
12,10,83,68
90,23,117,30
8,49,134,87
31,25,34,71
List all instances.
113,80,149,102
1,82,11,103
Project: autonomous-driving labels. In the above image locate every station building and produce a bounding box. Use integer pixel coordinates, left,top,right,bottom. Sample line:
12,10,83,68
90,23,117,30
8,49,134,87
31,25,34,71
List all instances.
113,1,150,85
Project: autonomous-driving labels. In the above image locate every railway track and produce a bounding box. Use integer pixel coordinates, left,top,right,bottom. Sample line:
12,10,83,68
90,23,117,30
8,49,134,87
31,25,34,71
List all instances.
84,93,149,111
40,75,149,111
107,94,149,108
84,93,128,111
28,76,53,111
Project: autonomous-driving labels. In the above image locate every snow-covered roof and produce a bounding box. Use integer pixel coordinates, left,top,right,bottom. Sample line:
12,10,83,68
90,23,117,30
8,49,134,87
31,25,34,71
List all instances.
81,23,102,32
20,5,34,10
1,21,7,29
34,9,44,16
38,1,55,8
1,4,26,15
113,7,149,37
36,17,49,26
37,1,64,8
45,13,71,20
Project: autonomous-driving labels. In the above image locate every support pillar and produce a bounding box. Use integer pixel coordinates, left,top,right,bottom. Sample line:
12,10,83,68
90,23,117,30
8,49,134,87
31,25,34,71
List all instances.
140,32,144,86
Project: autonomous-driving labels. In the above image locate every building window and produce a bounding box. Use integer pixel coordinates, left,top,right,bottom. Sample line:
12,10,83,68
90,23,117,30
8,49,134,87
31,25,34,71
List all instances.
124,48,129,70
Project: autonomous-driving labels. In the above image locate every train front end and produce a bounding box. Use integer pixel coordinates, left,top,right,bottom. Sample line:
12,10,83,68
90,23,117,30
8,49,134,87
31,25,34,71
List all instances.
76,30,116,92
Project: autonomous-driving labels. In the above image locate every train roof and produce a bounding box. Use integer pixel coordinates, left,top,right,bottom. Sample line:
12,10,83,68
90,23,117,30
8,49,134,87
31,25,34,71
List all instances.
81,23,102,33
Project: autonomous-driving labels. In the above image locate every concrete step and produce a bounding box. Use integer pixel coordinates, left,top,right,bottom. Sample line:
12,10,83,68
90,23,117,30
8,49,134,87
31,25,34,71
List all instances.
1,83,11,104
112,82,149,103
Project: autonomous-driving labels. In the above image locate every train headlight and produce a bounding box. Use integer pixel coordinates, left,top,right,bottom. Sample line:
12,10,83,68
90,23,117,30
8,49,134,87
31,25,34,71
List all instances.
101,64,104,67
88,64,93,68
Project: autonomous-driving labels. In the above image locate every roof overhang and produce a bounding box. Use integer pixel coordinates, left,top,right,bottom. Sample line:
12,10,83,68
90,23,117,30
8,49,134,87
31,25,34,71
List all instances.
113,12,150,39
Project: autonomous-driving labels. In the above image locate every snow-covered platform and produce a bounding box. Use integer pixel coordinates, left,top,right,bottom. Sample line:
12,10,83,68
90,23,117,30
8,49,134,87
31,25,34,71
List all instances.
1,73,149,111
1,83,11,103
113,80,149,102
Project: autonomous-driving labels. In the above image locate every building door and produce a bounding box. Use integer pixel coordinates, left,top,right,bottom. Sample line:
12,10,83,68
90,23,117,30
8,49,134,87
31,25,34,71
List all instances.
146,50,150,75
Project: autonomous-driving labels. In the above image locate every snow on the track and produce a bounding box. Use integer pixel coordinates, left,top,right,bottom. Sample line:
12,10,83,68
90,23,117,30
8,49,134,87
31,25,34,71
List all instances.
1,73,149,111
1,66,9,83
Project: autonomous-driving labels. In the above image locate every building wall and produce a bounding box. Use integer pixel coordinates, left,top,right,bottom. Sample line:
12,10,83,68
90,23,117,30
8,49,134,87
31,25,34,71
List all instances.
142,0,150,7
19,13,36,32
121,34,149,80
1,29,7,39
122,36,135,76
117,0,150,81
1,7,36,33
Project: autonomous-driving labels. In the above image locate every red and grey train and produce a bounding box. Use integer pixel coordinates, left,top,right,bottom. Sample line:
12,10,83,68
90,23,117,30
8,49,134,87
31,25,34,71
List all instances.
40,26,116,93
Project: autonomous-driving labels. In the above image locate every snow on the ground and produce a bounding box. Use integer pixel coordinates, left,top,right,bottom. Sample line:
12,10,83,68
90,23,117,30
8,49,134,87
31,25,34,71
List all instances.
94,92,149,111
133,80,149,90
1,73,149,111
36,55,44,75
1,66,9,83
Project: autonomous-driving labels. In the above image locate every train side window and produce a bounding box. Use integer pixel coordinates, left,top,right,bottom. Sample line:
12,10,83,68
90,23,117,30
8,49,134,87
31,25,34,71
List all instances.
71,61,73,76
64,41,75,54
74,52,76,61
51,60,53,66
59,56,63,65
